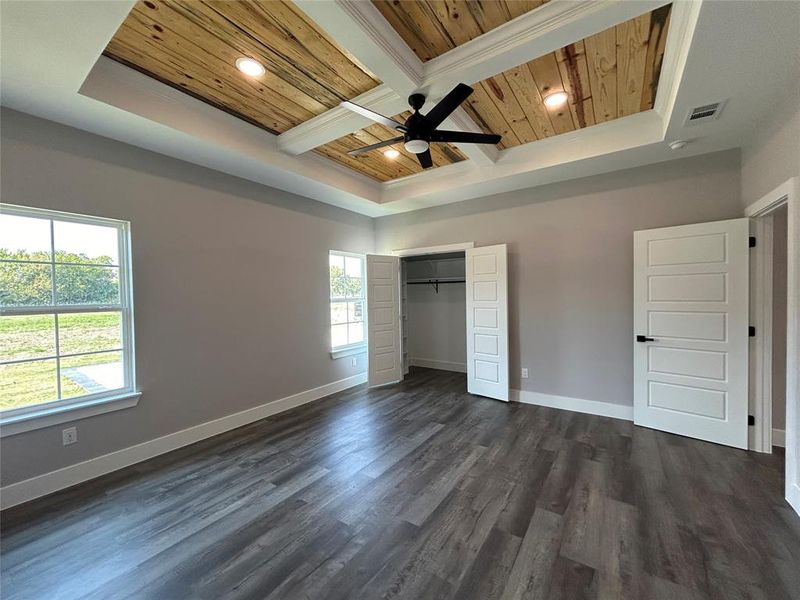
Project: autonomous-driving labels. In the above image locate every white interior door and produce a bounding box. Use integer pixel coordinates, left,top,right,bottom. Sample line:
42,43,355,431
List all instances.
466,244,509,401
367,254,403,387
634,218,750,448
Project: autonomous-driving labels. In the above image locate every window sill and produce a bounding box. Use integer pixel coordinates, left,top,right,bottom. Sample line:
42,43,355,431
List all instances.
0,391,142,437
330,344,367,359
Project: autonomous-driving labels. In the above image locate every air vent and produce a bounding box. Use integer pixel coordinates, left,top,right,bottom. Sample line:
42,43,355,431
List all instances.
685,100,726,126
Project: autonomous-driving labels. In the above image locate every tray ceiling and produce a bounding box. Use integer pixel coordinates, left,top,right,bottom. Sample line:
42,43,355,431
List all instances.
372,0,549,62
316,112,466,182
462,5,672,149
104,0,380,134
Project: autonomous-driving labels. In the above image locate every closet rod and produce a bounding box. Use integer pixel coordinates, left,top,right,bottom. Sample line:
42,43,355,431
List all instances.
406,279,465,293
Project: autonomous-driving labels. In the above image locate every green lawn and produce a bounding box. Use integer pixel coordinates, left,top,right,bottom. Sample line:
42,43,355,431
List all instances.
0,313,122,410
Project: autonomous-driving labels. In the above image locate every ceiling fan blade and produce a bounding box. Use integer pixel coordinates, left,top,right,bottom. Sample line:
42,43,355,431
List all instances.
417,149,433,169
347,136,404,156
424,83,474,129
340,101,406,131
430,130,501,145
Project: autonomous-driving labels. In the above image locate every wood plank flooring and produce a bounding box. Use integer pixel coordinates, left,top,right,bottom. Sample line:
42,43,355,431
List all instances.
2,368,799,599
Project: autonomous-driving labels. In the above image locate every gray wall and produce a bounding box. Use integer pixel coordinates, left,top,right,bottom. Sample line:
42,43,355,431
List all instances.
376,151,743,407
0,109,373,486
407,283,467,370
772,205,788,431
740,90,800,208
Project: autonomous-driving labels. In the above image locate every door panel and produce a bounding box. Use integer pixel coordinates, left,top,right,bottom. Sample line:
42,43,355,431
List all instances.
367,254,402,387
466,244,508,401
634,218,749,448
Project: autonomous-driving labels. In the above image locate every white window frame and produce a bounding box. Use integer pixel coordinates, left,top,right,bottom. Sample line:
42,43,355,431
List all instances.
0,204,139,436
329,251,367,358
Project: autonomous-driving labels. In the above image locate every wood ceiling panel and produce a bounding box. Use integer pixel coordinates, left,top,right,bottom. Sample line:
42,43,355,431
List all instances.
104,0,380,134
372,0,548,62
461,5,672,150
316,112,467,182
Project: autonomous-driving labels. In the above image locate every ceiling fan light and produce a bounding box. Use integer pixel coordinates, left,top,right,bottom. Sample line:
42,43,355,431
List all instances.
543,91,568,108
404,139,429,154
384,148,400,159
235,57,265,77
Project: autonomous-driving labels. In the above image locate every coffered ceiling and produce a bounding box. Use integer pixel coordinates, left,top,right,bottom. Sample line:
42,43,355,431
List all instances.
104,0,670,180
4,0,796,216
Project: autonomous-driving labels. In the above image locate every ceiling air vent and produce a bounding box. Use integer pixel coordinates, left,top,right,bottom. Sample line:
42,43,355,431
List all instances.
685,100,726,126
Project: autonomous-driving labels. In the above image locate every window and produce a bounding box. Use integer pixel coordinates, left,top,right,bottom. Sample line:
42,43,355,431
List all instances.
329,251,366,351
0,204,136,421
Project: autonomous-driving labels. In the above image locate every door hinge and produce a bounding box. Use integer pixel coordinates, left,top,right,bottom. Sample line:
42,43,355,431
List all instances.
749,236,756,248
749,326,756,337
748,415,755,426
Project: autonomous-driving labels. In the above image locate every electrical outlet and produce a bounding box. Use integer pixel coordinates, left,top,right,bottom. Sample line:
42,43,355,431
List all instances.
521,368,529,379
62,426,77,446
351,357,357,367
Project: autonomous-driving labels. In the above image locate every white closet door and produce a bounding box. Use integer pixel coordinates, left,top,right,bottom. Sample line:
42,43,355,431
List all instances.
367,254,403,387
466,244,509,401
633,218,749,449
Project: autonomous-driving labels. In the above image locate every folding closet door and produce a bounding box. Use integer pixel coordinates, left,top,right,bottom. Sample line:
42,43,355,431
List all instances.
366,255,403,386
465,245,509,401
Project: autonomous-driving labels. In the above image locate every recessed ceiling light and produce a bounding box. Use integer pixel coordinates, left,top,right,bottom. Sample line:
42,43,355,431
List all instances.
543,91,568,108
669,140,689,150
235,57,265,77
384,148,400,159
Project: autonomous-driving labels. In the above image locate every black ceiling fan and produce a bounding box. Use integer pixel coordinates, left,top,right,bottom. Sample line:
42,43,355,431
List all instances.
340,83,501,169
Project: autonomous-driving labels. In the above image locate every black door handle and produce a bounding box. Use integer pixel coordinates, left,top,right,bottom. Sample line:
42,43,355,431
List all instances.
636,335,655,342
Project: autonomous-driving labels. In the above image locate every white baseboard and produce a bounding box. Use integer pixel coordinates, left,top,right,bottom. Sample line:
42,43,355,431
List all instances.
409,357,467,373
772,428,786,448
0,373,367,510
511,389,634,421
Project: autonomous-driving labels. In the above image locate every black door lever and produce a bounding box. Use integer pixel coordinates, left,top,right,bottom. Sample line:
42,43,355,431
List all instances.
636,335,655,342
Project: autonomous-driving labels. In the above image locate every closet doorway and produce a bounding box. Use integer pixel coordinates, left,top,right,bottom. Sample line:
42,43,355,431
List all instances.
366,243,509,401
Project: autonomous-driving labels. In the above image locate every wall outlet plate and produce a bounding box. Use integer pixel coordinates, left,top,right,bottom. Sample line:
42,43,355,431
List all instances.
521,368,529,379
62,426,77,446
351,357,357,367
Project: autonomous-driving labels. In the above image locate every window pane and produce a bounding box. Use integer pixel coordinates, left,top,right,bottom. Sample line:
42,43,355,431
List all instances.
58,312,122,356
0,315,56,362
345,256,362,278
60,351,123,399
55,265,119,305
0,359,58,410
343,277,362,299
54,220,119,265
0,214,51,261
331,324,348,348
0,262,53,307
348,323,364,344
329,253,344,271
348,301,364,323
331,301,348,325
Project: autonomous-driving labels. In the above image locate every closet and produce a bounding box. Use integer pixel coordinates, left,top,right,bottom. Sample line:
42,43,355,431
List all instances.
366,244,509,401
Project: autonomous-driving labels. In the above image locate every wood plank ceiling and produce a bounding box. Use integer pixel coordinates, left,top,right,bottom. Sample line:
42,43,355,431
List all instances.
457,6,671,149
372,0,549,62
104,0,380,134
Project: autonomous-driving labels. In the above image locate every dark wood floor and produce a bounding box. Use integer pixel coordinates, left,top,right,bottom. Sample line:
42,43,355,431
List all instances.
2,368,799,599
